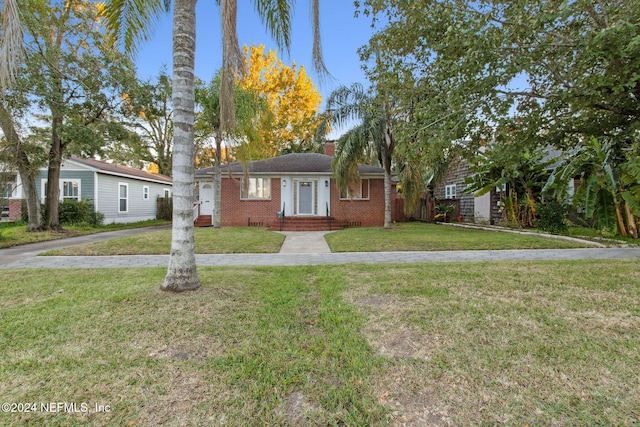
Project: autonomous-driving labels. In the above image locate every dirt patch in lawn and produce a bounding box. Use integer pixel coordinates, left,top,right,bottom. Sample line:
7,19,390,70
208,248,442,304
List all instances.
345,286,454,425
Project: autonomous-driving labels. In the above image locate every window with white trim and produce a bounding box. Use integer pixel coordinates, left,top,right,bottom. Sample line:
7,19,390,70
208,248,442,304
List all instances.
40,179,81,201
62,180,80,201
1,182,14,199
164,188,171,198
119,183,128,212
241,177,271,200
445,184,456,199
339,179,370,200
143,185,150,201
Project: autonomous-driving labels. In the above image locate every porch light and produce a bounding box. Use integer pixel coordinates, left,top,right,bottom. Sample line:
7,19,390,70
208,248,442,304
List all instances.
282,180,287,187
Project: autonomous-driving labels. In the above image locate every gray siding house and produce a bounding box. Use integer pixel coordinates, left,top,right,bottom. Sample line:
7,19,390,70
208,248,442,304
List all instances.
36,157,172,223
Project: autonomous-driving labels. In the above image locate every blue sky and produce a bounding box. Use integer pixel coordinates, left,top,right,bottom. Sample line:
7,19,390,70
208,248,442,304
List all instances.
134,1,376,109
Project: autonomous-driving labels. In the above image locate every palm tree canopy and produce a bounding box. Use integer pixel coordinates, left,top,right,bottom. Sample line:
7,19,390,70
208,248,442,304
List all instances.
0,0,25,88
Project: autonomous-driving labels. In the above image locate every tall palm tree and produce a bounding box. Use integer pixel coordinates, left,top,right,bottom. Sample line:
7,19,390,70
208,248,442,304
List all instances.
195,73,268,228
326,83,396,229
105,0,327,291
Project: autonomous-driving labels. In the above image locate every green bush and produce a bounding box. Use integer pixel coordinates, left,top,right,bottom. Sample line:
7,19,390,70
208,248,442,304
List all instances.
536,201,568,234
58,199,103,226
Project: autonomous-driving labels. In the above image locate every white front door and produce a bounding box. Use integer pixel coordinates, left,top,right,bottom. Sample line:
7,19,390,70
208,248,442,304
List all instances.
298,181,314,215
199,183,214,216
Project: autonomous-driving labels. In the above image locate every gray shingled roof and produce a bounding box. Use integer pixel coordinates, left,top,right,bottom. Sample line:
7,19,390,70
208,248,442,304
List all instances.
69,156,173,184
195,153,384,177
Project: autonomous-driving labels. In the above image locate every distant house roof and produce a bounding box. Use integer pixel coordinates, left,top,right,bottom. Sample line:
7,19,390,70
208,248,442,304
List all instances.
68,156,172,184
195,153,385,177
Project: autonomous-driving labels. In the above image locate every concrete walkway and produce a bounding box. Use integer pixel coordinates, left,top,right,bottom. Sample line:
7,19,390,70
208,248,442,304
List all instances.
276,231,332,254
1,227,640,269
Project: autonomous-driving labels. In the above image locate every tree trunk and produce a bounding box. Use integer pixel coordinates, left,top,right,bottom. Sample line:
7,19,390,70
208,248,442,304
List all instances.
213,130,222,228
161,0,201,292
614,203,628,237
383,155,392,229
623,201,638,239
19,165,42,231
382,120,394,229
45,115,64,230
0,103,42,230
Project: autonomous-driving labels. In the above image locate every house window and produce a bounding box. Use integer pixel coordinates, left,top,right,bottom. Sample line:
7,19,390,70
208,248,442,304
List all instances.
164,188,171,198
40,179,81,201
119,183,128,213
1,182,13,199
143,185,150,201
445,184,456,199
241,177,271,200
62,180,80,201
339,179,370,200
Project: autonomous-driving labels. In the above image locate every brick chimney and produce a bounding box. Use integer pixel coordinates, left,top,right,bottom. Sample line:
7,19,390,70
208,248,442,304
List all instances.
324,142,335,157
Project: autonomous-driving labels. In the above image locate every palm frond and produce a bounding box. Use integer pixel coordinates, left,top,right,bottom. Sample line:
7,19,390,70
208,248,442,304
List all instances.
0,0,24,88
103,0,167,56
252,0,293,53
332,126,368,191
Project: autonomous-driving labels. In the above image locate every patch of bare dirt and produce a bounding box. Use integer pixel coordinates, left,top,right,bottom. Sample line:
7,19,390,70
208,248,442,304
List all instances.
374,365,454,427
274,390,325,426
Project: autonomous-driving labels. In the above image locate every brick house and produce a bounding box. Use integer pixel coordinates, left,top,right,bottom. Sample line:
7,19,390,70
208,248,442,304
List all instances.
1,168,23,222
194,145,402,230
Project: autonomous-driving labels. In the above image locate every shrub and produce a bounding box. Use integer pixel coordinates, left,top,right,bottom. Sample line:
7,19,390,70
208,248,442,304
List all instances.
58,199,103,226
536,201,568,234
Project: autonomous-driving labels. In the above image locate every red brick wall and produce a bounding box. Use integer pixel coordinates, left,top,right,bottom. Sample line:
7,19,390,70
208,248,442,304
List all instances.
8,199,23,221
219,176,399,227
330,178,390,227
220,177,282,226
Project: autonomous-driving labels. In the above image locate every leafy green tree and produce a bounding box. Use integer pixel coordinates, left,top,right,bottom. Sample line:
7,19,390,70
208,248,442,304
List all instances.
358,0,640,232
545,137,640,238
465,137,554,228
112,70,174,176
17,0,138,230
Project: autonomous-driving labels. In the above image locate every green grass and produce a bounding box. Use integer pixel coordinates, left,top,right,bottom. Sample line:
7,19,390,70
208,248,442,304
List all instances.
1,260,638,426
0,220,170,249
326,222,589,252
43,227,285,255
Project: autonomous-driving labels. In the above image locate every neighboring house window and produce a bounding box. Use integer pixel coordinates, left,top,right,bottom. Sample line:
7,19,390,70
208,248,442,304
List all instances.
119,183,128,213
1,182,13,199
241,177,271,200
143,186,150,201
62,180,80,201
164,188,171,198
339,179,370,200
445,184,456,199
40,179,81,201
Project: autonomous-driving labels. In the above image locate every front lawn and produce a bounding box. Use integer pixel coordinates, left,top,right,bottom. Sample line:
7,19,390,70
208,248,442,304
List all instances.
0,220,170,249
326,222,590,252
1,260,638,425
43,226,285,255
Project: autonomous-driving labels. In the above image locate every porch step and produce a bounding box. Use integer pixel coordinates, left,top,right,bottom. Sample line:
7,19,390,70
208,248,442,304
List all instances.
275,216,342,231
194,215,212,227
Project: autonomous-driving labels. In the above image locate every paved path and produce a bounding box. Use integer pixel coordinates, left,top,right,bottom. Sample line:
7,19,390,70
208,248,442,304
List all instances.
1,227,640,269
277,231,332,253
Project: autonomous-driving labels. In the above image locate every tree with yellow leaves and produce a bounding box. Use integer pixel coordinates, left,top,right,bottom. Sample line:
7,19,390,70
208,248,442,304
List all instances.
237,44,324,157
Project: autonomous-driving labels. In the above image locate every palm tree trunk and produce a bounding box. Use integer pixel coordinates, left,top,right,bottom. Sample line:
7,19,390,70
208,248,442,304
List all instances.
161,0,201,292
382,154,392,229
382,120,394,229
